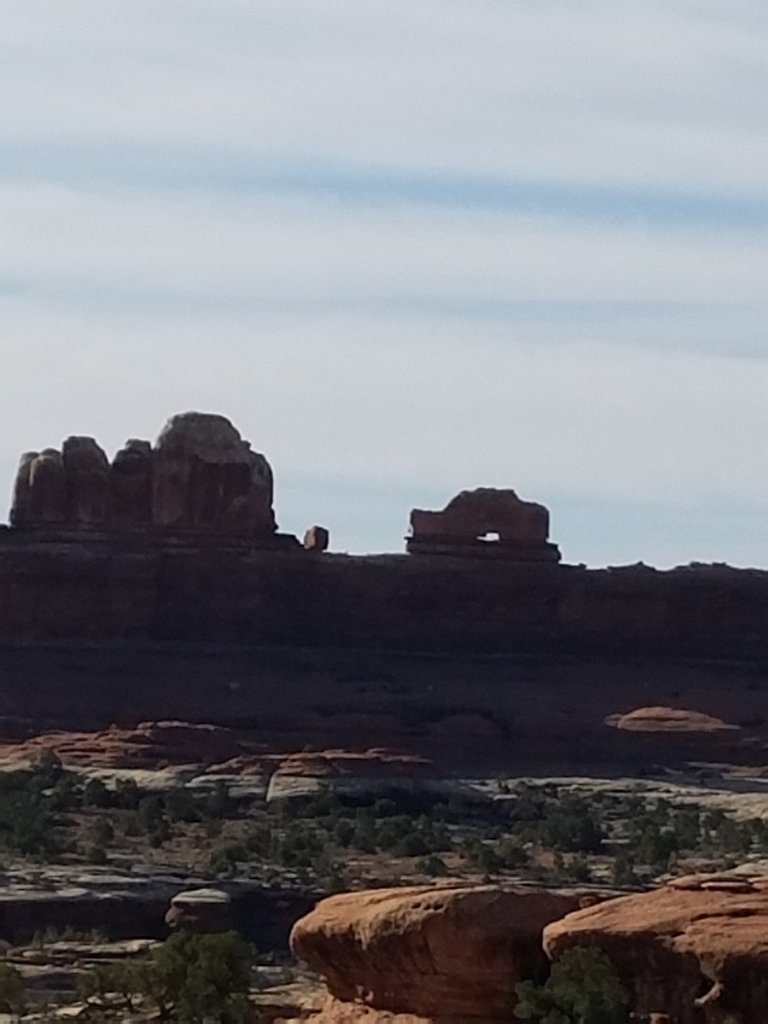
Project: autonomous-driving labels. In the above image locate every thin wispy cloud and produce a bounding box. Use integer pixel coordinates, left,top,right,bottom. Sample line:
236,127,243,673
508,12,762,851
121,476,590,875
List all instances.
1,1,766,566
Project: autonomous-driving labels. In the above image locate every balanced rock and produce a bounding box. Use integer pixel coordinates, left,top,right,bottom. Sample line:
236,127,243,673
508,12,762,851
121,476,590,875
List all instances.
304,525,329,552
543,874,768,1024
290,884,581,1020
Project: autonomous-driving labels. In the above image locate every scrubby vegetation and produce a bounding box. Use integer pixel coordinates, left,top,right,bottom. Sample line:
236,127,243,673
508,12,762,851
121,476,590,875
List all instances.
1,755,765,895
515,946,629,1023
77,931,252,1022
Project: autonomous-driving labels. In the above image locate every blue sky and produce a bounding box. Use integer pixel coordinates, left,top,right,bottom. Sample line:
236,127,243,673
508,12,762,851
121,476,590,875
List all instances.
1,1,766,565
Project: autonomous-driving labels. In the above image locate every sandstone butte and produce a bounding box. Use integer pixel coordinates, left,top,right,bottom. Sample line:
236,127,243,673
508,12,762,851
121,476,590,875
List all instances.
3,409,768,768
543,873,768,1024
289,884,583,1023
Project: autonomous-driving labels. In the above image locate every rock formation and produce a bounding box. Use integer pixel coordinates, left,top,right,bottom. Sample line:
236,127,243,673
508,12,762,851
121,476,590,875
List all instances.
9,411,278,540
543,873,768,1024
11,449,66,526
152,412,274,534
304,525,329,551
62,436,110,525
165,888,233,933
607,707,740,734
108,439,152,526
290,884,581,1021
407,488,560,561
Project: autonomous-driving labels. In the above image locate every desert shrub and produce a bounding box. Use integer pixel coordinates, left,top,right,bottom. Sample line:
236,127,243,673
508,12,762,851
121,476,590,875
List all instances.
202,780,234,820
0,785,59,857
465,840,504,873
88,843,108,864
165,787,202,823
416,854,449,876
539,799,604,854
77,931,252,1022
515,946,629,1023
33,749,64,787
78,960,142,1010
611,854,637,887
0,962,25,1014
113,777,141,809
391,832,431,857
148,930,252,1022
83,777,111,808
92,817,114,846
498,837,529,869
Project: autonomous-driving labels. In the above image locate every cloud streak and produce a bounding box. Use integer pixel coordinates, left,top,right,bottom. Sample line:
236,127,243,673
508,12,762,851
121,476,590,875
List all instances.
0,1,766,565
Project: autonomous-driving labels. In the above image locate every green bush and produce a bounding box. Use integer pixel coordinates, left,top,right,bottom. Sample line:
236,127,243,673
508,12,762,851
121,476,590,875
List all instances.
0,962,25,1014
78,931,252,1023
149,930,252,1023
515,946,629,1024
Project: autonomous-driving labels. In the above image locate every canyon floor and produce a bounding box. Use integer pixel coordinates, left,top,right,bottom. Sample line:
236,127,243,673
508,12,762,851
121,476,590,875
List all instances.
1,721,768,1020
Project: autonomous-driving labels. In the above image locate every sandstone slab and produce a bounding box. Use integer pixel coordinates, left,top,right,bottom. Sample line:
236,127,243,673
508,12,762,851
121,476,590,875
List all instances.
290,884,581,1020
543,874,768,1023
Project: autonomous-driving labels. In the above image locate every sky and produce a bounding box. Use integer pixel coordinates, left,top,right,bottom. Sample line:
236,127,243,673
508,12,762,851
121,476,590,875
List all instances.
1,1,766,566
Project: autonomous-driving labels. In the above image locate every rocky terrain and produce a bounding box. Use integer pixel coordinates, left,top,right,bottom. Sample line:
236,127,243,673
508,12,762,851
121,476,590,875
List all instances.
2,412,768,1021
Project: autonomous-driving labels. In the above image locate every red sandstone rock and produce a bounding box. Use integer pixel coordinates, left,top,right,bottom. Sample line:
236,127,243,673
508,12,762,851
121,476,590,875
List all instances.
308,998,433,1024
543,875,768,1024
9,452,38,527
62,436,110,526
290,884,581,1020
607,707,739,733
152,412,275,534
304,525,329,551
13,448,67,526
10,412,279,539
407,488,560,561
108,439,152,525
0,721,263,771
165,888,233,933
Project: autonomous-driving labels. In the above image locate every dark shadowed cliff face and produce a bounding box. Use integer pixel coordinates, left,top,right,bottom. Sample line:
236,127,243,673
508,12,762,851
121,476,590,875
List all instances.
1,530,767,656
0,530,767,768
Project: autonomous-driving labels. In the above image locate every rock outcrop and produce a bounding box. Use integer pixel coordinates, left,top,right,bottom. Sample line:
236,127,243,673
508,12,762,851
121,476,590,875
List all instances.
10,411,278,540
290,884,581,1021
543,874,768,1024
407,488,560,561
265,749,485,807
304,525,330,552
607,707,739,734
108,439,153,526
165,888,233,933
152,412,274,534
11,449,66,526
62,436,110,525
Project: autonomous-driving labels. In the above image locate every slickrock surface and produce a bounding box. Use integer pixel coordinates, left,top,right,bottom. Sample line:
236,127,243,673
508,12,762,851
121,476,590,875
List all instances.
265,749,484,805
543,873,768,1024
0,720,263,770
290,884,582,1021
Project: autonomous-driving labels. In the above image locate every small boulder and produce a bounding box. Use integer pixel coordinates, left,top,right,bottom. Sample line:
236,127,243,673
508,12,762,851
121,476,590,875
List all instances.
165,887,233,933
304,525,329,552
